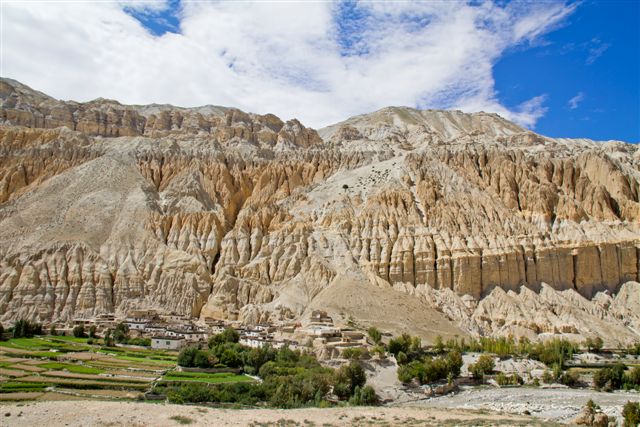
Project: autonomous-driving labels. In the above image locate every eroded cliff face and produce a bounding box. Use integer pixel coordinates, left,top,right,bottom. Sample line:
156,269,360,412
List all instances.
1,79,639,344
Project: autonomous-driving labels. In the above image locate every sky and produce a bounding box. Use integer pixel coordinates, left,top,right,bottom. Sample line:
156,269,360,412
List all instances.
1,0,638,142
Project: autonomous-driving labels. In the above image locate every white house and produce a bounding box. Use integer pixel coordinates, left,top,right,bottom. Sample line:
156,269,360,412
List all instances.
126,319,147,330
151,336,185,350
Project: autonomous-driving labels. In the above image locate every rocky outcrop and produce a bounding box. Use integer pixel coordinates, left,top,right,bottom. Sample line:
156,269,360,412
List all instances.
0,78,638,344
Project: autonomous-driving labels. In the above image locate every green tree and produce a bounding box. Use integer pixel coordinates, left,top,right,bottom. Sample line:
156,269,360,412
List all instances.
584,337,604,353
446,351,463,377
334,362,366,400
177,346,199,367
0,324,4,341
113,322,129,344
194,350,214,368
12,319,42,338
49,325,57,336
208,328,240,347
469,355,494,379
434,335,445,354
103,328,114,347
73,325,86,338
367,327,382,345
88,325,97,338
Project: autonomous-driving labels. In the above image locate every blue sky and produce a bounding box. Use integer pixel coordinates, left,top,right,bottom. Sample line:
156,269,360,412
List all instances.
3,1,639,142
493,0,640,142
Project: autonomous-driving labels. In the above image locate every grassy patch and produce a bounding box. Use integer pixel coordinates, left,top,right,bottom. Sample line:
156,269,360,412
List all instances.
38,362,104,375
0,381,48,393
169,415,194,425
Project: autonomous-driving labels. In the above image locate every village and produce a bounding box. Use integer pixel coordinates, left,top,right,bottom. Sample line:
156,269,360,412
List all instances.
58,310,371,359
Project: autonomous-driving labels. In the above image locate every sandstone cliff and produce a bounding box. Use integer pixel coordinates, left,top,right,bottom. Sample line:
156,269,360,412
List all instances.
1,79,638,345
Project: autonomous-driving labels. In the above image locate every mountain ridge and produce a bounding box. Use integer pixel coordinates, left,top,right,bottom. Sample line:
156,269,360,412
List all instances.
0,78,638,346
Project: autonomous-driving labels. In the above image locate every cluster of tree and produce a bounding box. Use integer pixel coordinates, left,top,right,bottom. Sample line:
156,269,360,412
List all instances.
593,364,640,391
397,351,463,384
439,335,579,367
178,328,281,372
167,338,377,408
12,319,43,338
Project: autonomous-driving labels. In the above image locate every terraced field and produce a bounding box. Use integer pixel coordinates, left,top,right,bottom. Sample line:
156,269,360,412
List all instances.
0,336,253,402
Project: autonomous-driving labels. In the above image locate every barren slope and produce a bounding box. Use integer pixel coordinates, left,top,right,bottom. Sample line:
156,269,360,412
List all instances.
1,78,639,345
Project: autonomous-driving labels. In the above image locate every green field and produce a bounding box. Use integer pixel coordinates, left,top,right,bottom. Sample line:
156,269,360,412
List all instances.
38,362,104,375
161,370,254,384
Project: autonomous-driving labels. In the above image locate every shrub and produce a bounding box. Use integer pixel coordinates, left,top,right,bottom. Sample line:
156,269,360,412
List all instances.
625,366,640,388
396,351,408,365
342,347,363,361
49,325,57,336
127,337,151,347
469,355,494,379
622,401,640,427
0,324,4,341
349,385,378,406
367,327,382,345
560,369,580,387
388,334,412,356
88,325,97,338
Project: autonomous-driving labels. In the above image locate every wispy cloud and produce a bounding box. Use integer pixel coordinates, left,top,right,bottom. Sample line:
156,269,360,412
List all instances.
568,92,585,109
1,0,576,128
586,38,610,64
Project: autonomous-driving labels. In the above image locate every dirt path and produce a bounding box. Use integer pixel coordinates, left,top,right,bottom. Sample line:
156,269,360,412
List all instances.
0,400,558,426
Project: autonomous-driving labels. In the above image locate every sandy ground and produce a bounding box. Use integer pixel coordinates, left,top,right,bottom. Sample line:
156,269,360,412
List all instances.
419,387,640,424
0,400,558,426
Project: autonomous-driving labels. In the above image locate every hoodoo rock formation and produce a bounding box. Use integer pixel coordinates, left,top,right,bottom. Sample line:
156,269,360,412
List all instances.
1,78,638,345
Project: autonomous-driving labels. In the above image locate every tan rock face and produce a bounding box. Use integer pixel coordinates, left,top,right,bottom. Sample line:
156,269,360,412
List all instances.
1,78,639,344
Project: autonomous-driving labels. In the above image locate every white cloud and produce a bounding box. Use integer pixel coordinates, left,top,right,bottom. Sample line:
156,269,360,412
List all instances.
0,1,575,129
568,92,585,109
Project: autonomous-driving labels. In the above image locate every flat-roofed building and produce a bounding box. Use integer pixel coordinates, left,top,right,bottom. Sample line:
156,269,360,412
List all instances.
151,336,185,350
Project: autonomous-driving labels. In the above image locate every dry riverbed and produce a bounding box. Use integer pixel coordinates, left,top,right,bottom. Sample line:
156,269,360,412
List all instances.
0,400,559,426
419,386,640,424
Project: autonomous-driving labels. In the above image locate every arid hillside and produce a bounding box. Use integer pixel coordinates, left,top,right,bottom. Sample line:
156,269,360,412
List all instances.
1,78,638,345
